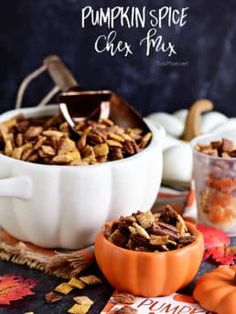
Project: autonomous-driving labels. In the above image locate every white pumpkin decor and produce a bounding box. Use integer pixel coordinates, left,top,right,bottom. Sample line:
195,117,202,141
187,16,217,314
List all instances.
146,99,236,187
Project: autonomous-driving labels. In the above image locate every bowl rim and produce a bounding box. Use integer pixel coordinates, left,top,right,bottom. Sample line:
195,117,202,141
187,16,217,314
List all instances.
96,221,203,257
0,105,161,170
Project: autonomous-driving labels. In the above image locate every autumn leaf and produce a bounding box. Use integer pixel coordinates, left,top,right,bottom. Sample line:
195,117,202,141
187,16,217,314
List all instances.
204,246,236,265
0,274,38,305
196,224,230,248
197,225,236,265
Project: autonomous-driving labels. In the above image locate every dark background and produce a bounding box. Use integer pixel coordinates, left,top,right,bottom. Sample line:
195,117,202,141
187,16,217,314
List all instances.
1,0,236,116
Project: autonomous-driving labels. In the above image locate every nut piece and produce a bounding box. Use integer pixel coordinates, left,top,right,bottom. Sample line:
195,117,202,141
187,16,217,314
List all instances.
113,306,137,314
133,222,150,240
123,140,138,155
41,145,56,157
43,130,64,138
25,126,43,138
22,148,34,161
52,152,79,165
107,139,123,148
230,150,236,157
222,138,233,152
15,133,24,147
87,131,106,144
127,128,142,140
100,118,114,126
34,136,47,150
108,132,124,142
109,147,123,160
113,292,136,304
77,134,87,150
45,291,62,304
176,215,188,235
139,132,152,149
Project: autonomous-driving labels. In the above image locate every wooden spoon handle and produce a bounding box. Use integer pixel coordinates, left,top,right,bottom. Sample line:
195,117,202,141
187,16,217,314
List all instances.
181,99,213,142
44,55,78,92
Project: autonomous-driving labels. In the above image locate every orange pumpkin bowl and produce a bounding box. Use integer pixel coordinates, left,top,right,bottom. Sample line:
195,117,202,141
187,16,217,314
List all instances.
95,221,204,297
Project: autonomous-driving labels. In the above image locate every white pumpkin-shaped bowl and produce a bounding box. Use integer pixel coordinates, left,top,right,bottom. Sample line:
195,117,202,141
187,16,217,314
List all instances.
0,105,163,249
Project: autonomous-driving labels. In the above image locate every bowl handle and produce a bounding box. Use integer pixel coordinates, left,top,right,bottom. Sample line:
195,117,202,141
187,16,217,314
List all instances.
0,177,32,200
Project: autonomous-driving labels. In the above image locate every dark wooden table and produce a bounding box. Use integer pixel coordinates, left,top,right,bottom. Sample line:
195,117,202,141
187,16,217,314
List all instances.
0,237,235,314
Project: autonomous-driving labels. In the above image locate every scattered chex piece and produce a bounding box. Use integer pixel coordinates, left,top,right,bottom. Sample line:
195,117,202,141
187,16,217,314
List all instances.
115,305,137,314
79,275,102,286
68,277,86,290
137,211,154,229
54,282,74,295
113,292,136,304
74,296,94,306
67,303,91,314
45,291,62,304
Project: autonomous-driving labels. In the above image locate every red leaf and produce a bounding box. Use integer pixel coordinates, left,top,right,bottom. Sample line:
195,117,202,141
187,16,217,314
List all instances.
0,275,38,305
196,224,230,249
204,246,236,265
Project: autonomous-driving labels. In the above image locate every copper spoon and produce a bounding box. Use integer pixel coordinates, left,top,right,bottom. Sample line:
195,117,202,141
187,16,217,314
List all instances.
44,55,150,134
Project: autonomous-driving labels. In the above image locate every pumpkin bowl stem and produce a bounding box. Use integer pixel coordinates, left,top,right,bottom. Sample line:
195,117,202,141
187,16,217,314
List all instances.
181,99,213,142
234,272,236,285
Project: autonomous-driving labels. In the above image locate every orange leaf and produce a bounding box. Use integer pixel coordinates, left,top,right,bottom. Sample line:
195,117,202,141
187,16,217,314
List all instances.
0,274,37,305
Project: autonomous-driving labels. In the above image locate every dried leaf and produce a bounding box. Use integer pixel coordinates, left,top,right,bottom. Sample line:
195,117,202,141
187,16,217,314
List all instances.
0,274,37,305
196,224,230,249
204,246,236,265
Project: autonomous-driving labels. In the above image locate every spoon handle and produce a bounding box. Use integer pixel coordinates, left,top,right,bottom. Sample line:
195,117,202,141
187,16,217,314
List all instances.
44,55,78,92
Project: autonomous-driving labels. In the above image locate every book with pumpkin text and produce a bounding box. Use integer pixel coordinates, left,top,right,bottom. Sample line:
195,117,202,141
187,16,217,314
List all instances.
101,292,210,313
